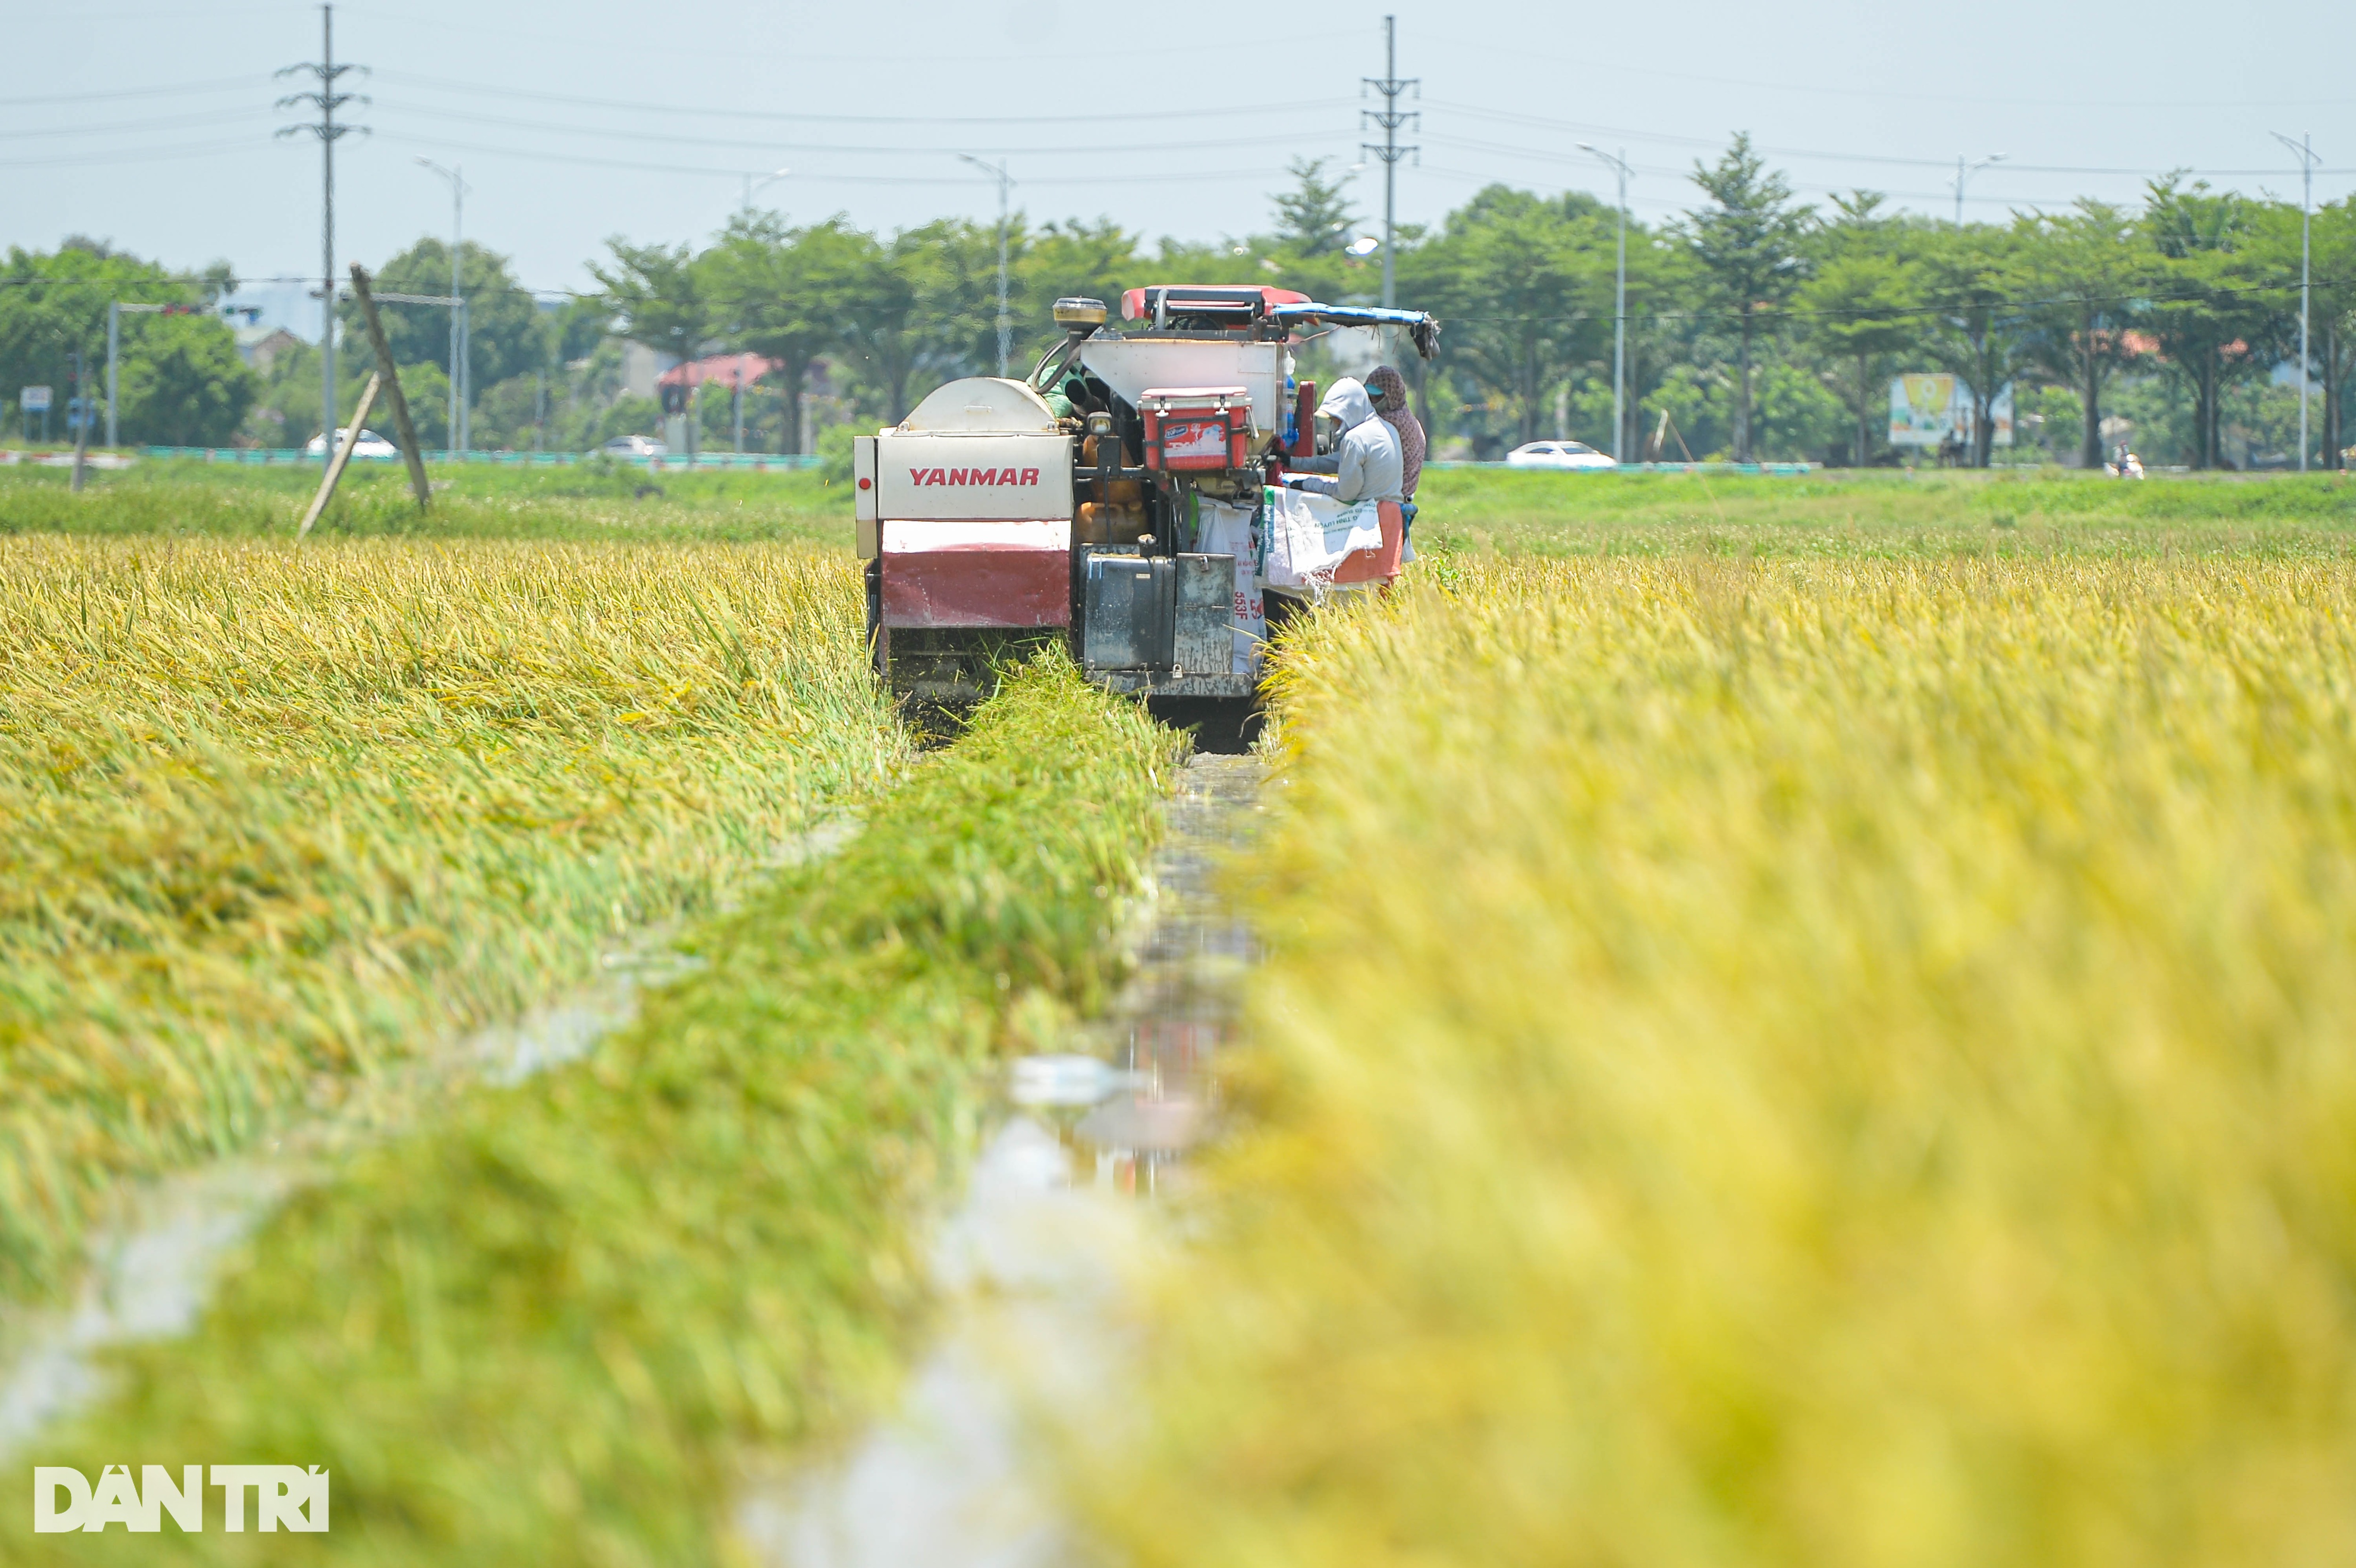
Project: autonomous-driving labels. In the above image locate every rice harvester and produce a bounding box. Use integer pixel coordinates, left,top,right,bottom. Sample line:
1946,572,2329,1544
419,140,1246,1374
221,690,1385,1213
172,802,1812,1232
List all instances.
853,286,1439,715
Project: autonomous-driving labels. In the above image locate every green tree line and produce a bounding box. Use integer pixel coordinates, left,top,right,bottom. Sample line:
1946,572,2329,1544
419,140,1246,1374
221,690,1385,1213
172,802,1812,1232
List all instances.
8,135,2351,466
0,241,250,447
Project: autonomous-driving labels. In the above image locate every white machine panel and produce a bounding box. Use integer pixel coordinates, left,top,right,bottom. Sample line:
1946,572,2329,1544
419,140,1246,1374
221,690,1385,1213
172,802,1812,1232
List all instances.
874,433,1074,521
901,376,1061,432
1078,339,1287,436
854,436,879,520
854,435,879,556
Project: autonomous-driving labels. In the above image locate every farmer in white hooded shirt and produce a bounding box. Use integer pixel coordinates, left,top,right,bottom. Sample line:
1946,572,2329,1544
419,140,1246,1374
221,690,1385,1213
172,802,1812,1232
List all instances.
1284,377,1403,505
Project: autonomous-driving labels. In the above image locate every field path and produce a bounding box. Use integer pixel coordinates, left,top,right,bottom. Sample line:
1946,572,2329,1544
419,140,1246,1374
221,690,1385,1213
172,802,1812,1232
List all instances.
741,751,1263,1568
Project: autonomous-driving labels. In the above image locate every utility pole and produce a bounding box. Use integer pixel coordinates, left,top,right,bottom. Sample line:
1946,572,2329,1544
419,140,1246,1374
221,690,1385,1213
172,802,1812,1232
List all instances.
1580,145,1634,463
2272,130,2319,472
1951,153,2004,225
278,3,367,471
1362,15,1420,311
417,157,469,458
957,153,1014,377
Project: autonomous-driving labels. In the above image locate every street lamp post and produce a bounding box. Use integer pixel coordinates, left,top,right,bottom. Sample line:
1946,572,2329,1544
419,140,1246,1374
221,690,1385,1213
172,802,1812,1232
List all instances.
1951,153,2006,225
416,157,470,457
957,154,1014,377
2272,130,2319,472
69,351,88,491
106,300,179,449
1579,144,1634,463
741,165,792,215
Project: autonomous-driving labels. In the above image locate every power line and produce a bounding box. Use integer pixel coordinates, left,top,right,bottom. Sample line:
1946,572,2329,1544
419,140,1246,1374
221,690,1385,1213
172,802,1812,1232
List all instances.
5,90,2342,196
0,105,273,140
352,19,1332,70
0,74,267,108
0,136,274,170
374,131,1315,187
1487,49,2356,112
370,68,1356,127
362,99,1346,157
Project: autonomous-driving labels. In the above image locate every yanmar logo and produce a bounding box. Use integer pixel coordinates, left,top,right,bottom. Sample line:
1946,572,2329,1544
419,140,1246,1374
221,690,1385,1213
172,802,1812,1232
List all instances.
33,1465,328,1533
908,466,1041,487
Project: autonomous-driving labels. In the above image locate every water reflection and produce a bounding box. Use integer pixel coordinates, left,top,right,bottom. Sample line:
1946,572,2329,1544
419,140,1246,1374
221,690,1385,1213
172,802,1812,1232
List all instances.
748,749,1263,1568
1026,751,1260,1196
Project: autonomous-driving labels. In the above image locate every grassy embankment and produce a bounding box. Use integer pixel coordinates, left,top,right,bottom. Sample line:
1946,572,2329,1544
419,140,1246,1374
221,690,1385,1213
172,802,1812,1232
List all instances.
1085,558,2356,1567
1418,464,2356,557
13,657,1178,1567
0,459,846,545
0,533,897,1301
18,460,2356,556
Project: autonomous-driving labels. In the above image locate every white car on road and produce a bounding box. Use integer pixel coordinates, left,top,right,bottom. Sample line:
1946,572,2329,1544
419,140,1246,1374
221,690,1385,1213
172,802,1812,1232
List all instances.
1505,440,1617,471
305,427,399,458
602,434,668,457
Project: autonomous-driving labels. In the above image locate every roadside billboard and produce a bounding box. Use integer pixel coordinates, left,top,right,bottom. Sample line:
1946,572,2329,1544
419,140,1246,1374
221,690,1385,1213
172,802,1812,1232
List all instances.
1889,373,2012,448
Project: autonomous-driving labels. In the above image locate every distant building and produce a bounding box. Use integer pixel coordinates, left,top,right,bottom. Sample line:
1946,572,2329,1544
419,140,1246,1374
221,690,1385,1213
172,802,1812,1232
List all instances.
655,351,819,451
656,351,778,394
234,326,301,373
620,341,671,401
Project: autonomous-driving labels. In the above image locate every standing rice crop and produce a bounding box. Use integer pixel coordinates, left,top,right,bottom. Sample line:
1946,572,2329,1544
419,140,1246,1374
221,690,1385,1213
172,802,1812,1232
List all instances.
9,655,1179,1567
1082,557,2356,1568
0,535,900,1300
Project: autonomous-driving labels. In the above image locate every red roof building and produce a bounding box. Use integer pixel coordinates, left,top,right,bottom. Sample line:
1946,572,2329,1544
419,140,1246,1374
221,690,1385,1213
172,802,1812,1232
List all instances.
658,351,777,391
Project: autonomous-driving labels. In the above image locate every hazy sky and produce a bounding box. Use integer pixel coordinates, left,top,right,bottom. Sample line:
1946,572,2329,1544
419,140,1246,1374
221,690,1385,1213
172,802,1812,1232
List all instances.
7,0,2351,337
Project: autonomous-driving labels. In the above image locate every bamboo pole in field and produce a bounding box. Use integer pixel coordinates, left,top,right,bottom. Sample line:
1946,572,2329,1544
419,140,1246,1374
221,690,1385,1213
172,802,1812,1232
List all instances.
349,263,433,510
297,370,380,539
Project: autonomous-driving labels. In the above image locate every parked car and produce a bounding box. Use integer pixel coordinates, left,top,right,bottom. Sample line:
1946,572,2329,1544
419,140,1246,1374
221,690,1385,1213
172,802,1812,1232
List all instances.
1505,440,1617,471
304,427,398,458
602,434,667,457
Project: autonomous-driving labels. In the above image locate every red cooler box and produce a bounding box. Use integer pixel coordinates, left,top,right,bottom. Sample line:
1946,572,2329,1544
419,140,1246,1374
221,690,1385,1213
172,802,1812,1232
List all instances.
1139,386,1251,472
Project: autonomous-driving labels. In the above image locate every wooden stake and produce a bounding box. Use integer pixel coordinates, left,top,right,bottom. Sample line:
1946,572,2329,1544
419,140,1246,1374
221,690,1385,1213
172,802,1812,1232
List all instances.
297,371,380,539
349,263,433,510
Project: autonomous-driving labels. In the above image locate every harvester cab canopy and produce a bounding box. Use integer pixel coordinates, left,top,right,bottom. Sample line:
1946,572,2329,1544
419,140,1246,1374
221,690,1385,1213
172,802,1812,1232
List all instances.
1115,285,1440,359
1268,302,1440,360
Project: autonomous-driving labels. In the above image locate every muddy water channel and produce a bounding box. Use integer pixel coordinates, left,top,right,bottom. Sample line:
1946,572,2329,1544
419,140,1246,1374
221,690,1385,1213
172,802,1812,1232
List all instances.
743,750,1265,1568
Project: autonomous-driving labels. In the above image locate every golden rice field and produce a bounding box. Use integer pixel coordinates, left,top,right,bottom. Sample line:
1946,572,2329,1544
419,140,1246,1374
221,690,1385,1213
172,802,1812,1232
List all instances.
0,535,900,1302
1082,557,2356,1568
8,658,1176,1568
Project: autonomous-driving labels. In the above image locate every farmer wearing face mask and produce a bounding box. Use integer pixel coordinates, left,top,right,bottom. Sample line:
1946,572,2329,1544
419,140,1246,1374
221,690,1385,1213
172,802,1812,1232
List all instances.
1283,376,1403,506
1364,363,1424,555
